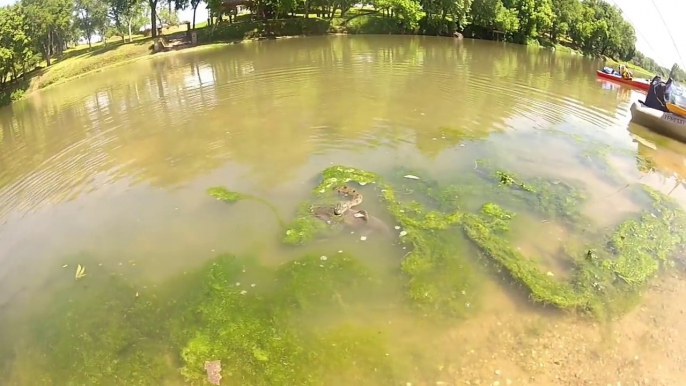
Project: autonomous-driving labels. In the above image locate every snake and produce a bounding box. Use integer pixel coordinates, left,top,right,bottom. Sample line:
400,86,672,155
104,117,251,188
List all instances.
332,185,364,216
311,185,392,237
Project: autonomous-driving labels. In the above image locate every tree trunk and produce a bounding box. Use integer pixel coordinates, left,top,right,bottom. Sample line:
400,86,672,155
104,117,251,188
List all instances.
87,35,92,48
44,32,52,67
128,18,133,42
55,34,63,56
150,0,158,37
304,1,308,18
192,5,197,29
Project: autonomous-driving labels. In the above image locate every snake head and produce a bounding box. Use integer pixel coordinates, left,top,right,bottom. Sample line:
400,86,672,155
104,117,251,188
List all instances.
333,202,348,215
353,210,369,221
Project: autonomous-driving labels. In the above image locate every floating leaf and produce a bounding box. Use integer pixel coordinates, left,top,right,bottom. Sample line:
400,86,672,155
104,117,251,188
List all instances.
75,265,86,280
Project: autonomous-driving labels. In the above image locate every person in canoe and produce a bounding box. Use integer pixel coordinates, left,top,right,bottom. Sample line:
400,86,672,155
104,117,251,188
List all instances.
645,75,674,113
619,64,633,80
644,64,681,112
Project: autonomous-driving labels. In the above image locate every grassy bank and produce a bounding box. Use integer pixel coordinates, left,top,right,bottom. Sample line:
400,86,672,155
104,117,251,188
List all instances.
0,18,334,108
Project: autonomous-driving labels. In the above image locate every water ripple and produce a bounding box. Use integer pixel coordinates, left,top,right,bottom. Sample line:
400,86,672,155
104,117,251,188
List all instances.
0,35,652,223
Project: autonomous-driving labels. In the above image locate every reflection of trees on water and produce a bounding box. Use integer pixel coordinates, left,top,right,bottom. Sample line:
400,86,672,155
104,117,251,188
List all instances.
0,36,640,213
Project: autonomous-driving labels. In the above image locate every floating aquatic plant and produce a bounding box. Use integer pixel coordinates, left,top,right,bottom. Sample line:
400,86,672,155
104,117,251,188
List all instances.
207,186,247,202
282,166,479,317
495,170,535,192
177,253,393,385
207,186,286,227
486,170,588,225
210,165,686,318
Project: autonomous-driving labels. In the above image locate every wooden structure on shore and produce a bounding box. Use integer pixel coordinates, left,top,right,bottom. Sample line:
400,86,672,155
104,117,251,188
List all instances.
216,0,252,22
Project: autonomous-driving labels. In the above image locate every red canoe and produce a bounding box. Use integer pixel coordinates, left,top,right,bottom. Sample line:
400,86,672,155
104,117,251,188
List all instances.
596,70,650,91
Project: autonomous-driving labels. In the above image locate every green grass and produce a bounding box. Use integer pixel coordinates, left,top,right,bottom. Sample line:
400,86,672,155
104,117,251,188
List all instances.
0,18,335,107
28,40,155,91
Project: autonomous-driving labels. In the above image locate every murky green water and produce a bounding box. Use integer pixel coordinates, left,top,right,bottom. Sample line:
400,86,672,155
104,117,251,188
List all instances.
0,35,685,385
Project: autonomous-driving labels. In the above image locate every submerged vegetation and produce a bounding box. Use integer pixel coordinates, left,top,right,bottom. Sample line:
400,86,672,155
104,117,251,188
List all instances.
1,162,684,383
0,252,397,384
207,186,247,202
207,186,286,227
278,164,686,318
490,169,588,225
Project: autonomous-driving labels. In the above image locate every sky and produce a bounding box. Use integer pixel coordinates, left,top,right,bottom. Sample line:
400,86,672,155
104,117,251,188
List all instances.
611,0,686,68
0,0,683,68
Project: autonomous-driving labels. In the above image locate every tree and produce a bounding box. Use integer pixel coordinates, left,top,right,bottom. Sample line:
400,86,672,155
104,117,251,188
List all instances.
148,0,159,37
174,0,203,28
0,5,36,85
470,0,518,34
563,0,636,59
549,0,579,42
110,0,145,42
503,0,553,40
74,0,109,47
22,0,73,66
157,5,180,26
373,0,422,31
421,0,471,31
331,0,355,18
494,2,518,33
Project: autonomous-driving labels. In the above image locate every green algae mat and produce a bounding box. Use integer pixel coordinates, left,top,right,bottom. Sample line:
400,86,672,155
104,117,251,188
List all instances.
2,165,684,385
212,164,686,318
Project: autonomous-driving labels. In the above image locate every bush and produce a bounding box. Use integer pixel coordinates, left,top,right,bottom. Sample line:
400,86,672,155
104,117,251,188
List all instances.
418,16,456,36
0,80,29,108
346,14,413,35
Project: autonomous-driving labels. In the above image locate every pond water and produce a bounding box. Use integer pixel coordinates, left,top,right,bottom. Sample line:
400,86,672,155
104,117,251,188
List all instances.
0,35,685,385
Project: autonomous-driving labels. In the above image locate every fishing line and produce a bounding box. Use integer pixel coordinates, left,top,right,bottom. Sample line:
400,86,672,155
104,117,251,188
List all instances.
606,0,659,59
649,0,686,70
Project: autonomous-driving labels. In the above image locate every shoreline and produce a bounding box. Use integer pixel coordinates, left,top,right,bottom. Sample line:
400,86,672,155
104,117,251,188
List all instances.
26,41,240,96
1,29,644,110
3,33,324,106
